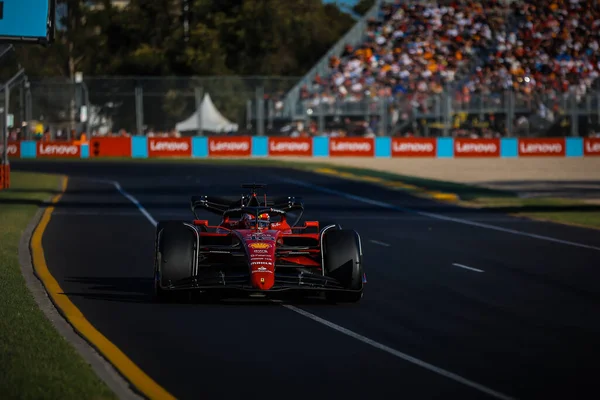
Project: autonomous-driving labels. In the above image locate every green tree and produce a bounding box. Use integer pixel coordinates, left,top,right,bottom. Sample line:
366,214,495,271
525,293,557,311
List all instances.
352,0,376,16
14,0,356,78
15,0,100,79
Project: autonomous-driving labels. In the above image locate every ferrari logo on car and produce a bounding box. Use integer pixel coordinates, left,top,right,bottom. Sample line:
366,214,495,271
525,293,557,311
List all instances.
260,278,265,283
249,243,270,249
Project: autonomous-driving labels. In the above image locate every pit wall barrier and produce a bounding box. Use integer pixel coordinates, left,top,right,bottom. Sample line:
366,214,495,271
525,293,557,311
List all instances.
4,137,600,159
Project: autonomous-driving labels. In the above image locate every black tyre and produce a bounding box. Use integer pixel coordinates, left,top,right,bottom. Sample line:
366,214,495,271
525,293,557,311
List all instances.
154,222,197,302
322,229,364,303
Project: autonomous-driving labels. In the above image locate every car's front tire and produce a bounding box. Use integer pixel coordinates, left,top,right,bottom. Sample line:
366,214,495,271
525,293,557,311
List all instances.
154,222,196,302
322,229,364,303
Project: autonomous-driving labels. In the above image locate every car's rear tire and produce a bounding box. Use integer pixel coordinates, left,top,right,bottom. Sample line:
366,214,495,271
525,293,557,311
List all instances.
154,222,197,302
322,229,364,303
320,221,342,232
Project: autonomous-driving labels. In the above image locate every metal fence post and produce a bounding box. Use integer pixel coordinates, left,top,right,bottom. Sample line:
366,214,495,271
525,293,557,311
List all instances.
570,90,578,137
267,99,274,132
505,90,512,137
135,86,144,135
318,99,325,135
195,86,204,136
379,97,387,136
25,80,32,140
19,81,24,134
81,82,90,136
256,86,264,136
443,90,451,137
246,100,252,131
2,68,25,174
1,82,9,184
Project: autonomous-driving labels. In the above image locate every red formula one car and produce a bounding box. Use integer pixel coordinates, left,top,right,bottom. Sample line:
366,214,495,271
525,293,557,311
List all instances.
153,184,365,303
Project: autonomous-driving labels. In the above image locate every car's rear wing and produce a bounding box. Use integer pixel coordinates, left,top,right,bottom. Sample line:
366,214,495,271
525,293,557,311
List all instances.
191,194,305,225
191,195,234,218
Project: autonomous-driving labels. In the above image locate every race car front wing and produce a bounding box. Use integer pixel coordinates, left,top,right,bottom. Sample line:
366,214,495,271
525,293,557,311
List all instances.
157,270,358,293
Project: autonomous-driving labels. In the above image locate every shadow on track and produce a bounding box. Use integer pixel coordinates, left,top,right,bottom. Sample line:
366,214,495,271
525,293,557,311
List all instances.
3,196,600,216
61,276,335,306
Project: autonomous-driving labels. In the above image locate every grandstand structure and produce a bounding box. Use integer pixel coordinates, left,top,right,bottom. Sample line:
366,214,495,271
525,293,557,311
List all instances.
10,0,600,139
277,0,600,138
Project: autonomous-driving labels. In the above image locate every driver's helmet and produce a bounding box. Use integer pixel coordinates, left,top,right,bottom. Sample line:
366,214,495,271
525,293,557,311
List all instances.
241,213,270,229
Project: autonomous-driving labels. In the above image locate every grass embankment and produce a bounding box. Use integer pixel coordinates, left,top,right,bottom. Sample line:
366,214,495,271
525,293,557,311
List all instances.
299,164,600,230
15,157,600,230
0,172,115,399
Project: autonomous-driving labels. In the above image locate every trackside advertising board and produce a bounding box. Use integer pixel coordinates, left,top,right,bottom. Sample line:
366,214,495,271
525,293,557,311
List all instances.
90,137,132,157
268,137,312,156
584,138,600,156
329,137,374,157
454,138,500,157
0,141,20,158
8,136,599,158
518,138,566,157
37,142,81,158
148,137,192,157
392,138,436,157
208,136,252,156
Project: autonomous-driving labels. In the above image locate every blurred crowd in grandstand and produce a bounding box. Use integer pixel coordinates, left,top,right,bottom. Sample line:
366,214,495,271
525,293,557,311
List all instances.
8,0,600,140
293,0,600,138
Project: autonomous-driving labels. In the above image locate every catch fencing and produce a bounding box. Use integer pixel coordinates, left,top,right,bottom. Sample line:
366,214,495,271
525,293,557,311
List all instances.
5,76,600,140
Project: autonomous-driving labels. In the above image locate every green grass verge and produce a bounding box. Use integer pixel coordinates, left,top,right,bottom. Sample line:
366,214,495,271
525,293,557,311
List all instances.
14,158,600,230
0,172,116,400
461,196,600,229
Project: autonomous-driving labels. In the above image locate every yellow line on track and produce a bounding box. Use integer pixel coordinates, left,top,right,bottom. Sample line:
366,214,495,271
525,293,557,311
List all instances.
30,176,176,400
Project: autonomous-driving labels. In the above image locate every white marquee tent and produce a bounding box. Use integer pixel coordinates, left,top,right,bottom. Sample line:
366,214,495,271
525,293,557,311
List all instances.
175,93,239,133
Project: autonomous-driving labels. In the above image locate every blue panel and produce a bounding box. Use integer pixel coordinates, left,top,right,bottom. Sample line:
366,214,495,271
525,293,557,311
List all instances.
0,0,50,39
20,141,37,158
313,136,329,157
501,138,518,158
192,137,208,157
252,136,268,157
80,144,89,158
436,138,453,158
375,137,391,158
566,137,583,157
131,136,148,158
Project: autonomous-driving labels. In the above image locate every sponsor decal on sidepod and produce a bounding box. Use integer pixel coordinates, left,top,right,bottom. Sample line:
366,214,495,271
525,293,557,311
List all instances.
38,144,79,155
248,243,272,249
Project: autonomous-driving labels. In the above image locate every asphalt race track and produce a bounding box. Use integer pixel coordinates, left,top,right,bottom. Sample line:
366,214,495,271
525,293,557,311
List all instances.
10,160,600,400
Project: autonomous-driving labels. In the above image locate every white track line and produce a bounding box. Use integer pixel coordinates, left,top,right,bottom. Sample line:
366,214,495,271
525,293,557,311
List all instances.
84,178,158,227
113,182,158,227
370,240,391,247
281,177,600,252
53,210,145,217
282,304,515,400
87,177,515,400
452,263,484,273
